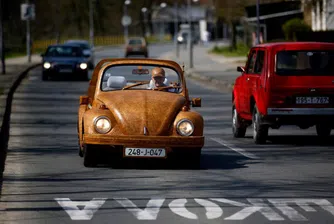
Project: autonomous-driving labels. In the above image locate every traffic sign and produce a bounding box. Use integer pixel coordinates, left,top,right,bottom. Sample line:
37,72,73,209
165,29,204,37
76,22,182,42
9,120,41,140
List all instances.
121,15,132,26
21,4,35,20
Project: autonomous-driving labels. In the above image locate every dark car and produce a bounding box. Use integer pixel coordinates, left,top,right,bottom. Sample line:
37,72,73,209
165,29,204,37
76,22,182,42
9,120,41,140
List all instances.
64,40,95,69
41,44,89,81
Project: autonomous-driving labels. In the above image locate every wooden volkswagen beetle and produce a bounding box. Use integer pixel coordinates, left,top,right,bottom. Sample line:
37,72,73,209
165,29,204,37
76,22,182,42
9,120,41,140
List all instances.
77,58,204,167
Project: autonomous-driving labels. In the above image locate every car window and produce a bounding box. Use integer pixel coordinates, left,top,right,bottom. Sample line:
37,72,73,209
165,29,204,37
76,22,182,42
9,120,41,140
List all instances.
246,50,257,73
45,46,83,57
276,50,334,75
254,50,265,74
129,39,143,45
100,64,182,93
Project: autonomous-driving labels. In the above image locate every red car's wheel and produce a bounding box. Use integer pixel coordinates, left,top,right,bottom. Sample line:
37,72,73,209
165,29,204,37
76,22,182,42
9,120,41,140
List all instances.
232,103,247,138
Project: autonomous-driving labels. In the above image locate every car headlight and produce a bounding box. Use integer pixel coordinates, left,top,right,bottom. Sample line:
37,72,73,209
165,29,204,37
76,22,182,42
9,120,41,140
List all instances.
177,36,183,42
43,62,51,69
79,63,88,70
94,116,112,134
176,119,194,136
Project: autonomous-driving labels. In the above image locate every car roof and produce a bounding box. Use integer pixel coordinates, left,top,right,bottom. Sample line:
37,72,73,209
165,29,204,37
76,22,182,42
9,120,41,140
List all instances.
254,41,334,51
47,44,82,48
65,40,89,43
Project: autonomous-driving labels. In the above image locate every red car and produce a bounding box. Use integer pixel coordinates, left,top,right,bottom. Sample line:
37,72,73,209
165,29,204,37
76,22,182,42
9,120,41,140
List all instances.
233,42,334,144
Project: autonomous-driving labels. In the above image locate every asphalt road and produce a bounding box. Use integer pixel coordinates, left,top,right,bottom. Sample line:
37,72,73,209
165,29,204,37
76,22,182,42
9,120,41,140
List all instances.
0,44,334,223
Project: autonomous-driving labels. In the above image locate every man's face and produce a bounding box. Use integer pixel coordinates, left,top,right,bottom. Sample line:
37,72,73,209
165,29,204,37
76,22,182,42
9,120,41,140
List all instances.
153,76,165,87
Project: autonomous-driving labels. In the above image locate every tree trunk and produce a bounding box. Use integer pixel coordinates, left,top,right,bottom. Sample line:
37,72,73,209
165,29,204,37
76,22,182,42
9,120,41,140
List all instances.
230,20,237,51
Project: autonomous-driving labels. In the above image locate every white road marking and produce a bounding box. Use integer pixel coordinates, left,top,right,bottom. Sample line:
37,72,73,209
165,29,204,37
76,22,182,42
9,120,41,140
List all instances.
114,198,165,220
210,137,259,159
169,199,198,220
194,199,223,219
268,199,334,221
211,198,284,220
55,198,106,220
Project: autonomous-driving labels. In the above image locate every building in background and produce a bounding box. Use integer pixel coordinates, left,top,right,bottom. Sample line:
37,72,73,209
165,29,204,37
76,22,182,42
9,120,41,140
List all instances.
302,0,334,31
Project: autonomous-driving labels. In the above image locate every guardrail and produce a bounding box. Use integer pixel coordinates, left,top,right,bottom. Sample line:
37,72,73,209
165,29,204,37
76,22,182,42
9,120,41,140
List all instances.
32,35,172,53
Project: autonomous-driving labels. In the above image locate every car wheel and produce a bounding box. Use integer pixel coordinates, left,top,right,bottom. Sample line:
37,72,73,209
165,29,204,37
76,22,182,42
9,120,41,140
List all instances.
316,124,331,137
232,103,247,138
83,145,97,167
252,105,268,144
144,53,148,58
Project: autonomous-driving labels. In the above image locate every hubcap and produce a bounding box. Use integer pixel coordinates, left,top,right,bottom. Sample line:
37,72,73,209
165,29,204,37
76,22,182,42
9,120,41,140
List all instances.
253,113,258,137
233,109,237,128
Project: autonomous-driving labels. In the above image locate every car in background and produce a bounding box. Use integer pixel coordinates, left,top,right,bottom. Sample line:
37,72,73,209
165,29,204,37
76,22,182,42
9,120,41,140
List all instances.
41,44,89,81
125,37,148,58
232,42,334,144
64,40,94,69
77,58,204,168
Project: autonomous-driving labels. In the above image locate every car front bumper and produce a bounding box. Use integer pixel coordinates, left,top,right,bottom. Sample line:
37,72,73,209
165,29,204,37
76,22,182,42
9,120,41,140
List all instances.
83,134,204,148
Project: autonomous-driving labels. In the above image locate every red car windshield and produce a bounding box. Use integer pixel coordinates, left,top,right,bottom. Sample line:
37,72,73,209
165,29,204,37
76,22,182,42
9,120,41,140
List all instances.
276,50,334,75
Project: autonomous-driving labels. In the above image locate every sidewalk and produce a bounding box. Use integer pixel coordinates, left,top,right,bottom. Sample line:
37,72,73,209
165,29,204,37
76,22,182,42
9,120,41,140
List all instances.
0,55,42,127
158,41,247,92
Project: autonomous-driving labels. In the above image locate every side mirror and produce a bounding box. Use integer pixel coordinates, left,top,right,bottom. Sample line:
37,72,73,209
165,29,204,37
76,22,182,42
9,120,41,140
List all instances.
237,66,245,73
80,95,89,105
191,98,201,107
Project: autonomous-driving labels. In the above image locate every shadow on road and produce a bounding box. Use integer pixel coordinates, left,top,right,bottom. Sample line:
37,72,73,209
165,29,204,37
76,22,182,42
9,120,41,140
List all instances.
0,64,41,196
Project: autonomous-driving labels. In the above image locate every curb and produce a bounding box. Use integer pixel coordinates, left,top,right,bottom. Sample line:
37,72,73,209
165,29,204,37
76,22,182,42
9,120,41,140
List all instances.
0,63,41,173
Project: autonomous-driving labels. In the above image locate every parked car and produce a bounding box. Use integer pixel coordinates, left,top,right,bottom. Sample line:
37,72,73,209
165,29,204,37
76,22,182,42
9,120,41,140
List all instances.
232,42,334,144
64,40,94,69
41,44,89,81
125,37,148,57
77,58,204,167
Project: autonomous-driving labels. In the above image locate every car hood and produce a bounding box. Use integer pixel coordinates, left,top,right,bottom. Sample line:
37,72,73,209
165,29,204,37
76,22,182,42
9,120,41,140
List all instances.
97,90,186,136
43,57,85,63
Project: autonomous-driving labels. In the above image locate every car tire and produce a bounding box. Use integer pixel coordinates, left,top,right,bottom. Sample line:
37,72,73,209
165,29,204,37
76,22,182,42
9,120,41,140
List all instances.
144,53,148,58
252,105,268,144
83,145,97,167
232,103,247,138
316,124,331,137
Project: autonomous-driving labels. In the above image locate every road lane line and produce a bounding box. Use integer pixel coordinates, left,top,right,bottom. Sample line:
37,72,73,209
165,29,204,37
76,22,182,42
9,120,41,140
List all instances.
210,137,259,159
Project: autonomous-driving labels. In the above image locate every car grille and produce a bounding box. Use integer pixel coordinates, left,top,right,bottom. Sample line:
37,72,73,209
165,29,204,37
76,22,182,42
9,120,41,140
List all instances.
56,64,74,69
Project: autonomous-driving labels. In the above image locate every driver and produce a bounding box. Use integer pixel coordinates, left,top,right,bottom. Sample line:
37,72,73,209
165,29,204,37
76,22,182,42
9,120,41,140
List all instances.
151,67,167,88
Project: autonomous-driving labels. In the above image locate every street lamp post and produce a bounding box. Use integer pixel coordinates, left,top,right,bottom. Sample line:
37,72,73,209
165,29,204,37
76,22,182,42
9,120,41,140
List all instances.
89,0,94,48
256,0,260,45
187,0,193,68
141,7,149,37
174,2,179,58
26,0,31,63
159,2,167,42
124,0,131,41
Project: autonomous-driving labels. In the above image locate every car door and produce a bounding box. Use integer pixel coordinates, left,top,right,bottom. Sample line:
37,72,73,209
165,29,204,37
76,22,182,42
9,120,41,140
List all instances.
246,49,266,114
240,49,257,114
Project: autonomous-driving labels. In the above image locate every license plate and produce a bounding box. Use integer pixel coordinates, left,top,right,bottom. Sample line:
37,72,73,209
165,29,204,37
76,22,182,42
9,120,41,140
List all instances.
133,48,140,51
59,69,72,73
124,148,166,157
296,97,329,104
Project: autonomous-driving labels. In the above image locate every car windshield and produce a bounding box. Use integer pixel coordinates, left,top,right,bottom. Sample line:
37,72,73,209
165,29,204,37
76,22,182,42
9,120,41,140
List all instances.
276,50,334,75
45,46,83,57
101,64,182,93
129,39,143,45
